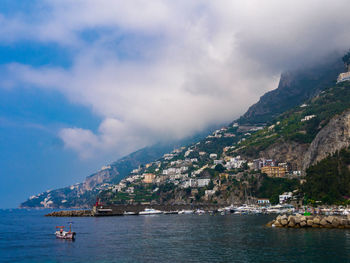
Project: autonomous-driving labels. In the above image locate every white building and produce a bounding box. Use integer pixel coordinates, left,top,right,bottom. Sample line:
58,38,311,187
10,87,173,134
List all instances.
198,179,210,187
214,160,224,165
301,115,316,122
181,179,198,188
225,156,246,169
337,71,350,83
279,192,293,204
209,153,218,159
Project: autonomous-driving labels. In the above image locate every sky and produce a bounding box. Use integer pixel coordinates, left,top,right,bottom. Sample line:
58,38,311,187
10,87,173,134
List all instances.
1,0,350,208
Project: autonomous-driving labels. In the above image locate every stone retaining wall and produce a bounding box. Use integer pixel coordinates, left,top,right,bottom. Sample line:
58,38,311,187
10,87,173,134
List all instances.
268,214,350,229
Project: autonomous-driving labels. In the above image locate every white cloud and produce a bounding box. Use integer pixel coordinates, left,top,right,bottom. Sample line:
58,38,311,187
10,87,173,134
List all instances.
1,0,350,158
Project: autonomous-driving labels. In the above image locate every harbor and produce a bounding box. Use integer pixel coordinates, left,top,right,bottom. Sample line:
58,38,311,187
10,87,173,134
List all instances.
45,202,350,218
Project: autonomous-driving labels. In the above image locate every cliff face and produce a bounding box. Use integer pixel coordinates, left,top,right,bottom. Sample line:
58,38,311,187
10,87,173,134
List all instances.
303,109,350,170
260,140,309,170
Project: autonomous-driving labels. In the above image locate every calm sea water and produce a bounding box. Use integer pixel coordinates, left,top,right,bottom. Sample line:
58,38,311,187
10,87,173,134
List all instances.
1,209,350,263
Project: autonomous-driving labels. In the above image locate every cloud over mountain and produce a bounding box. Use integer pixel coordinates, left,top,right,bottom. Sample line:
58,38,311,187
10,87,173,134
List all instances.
1,0,350,158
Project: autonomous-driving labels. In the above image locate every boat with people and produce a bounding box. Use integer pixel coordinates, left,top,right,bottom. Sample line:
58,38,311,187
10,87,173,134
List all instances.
55,222,76,240
139,208,163,215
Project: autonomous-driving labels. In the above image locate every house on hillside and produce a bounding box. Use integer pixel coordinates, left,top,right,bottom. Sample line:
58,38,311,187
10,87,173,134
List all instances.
337,71,350,83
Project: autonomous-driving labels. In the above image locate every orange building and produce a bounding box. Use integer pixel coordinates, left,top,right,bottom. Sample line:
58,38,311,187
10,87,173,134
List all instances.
143,173,156,184
261,166,287,178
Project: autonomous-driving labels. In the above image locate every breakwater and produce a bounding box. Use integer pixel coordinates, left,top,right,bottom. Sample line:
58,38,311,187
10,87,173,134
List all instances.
268,214,350,228
45,210,93,217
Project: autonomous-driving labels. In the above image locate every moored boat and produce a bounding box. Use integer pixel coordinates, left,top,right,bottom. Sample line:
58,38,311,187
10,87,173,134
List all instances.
139,208,163,215
55,223,76,240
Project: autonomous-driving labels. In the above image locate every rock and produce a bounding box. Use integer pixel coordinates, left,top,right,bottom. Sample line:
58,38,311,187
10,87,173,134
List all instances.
274,220,282,227
326,216,335,224
307,219,314,226
313,217,320,224
276,215,282,221
332,218,340,227
281,214,288,220
281,219,288,226
320,218,328,226
340,219,347,226
294,217,301,224
300,221,307,227
300,216,307,222
288,220,295,227
312,224,320,228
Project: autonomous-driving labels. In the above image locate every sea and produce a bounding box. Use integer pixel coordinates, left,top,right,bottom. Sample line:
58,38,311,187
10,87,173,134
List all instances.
1,209,350,263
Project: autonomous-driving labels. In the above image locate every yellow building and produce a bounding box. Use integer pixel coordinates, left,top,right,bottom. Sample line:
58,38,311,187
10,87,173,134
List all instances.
219,173,229,180
261,166,287,178
143,173,156,184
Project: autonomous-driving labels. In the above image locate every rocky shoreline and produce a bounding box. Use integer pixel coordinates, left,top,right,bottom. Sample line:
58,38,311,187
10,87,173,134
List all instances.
268,214,350,229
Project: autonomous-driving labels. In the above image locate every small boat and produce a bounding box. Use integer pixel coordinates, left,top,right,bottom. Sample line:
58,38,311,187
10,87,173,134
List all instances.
195,209,205,215
139,208,163,215
178,210,194,214
123,211,137,215
55,223,75,240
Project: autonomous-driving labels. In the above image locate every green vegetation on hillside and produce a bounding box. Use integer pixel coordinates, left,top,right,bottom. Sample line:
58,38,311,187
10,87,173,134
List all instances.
303,147,350,204
238,81,350,157
257,175,300,204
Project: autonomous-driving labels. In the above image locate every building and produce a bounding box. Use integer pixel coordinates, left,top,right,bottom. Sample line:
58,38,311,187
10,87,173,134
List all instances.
279,192,293,204
143,173,156,184
337,71,350,83
225,156,246,169
301,115,316,122
257,198,270,206
261,166,287,178
219,173,229,180
181,179,197,188
197,178,210,187
209,153,218,159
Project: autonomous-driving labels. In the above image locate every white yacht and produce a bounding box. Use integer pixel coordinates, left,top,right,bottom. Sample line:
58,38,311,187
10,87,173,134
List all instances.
138,208,163,215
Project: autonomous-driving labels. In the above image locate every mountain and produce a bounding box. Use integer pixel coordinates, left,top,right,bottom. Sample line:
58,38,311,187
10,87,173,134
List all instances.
98,52,350,206
21,52,350,208
20,128,216,208
239,54,344,125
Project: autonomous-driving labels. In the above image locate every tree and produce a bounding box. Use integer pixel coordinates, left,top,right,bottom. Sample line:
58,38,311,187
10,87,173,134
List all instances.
342,50,350,65
207,180,214,190
215,164,226,173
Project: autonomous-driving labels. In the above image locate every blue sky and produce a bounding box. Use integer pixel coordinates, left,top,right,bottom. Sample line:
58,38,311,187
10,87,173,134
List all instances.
1,0,350,208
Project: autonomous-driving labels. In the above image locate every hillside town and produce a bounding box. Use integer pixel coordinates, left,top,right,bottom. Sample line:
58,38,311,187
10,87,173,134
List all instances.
100,122,304,207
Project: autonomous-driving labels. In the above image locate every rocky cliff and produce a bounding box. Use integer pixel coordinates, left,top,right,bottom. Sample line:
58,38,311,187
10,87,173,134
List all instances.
260,140,309,170
303,109,350,170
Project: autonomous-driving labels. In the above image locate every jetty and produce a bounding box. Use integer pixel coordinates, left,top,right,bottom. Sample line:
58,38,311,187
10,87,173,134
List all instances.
45,210,93,217
268,214,350,229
